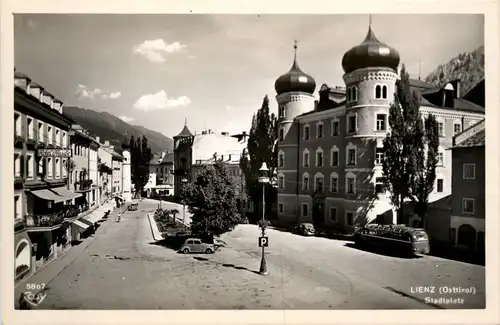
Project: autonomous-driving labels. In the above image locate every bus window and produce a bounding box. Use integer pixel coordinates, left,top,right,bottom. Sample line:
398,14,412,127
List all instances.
411,231,429,242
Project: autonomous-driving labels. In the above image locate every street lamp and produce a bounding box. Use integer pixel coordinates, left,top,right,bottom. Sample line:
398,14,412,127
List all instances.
181,178,188,226
258,162,270,275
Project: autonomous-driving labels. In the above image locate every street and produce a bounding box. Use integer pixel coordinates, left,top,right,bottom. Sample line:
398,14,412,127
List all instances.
36,200,485,310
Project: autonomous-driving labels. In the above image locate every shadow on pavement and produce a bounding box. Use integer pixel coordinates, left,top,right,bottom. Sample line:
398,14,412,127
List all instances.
192,256,260,275
148,238,185,252
427,244,485,266
343,242,421,260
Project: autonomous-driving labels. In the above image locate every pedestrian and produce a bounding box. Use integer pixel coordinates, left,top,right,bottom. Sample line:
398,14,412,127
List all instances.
115,212,121,222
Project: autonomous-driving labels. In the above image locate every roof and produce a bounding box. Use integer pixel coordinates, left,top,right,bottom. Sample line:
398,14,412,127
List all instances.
274,43,316,96
161,152,174,164
191,133,247,162
452,118,485,148
175,124,193,138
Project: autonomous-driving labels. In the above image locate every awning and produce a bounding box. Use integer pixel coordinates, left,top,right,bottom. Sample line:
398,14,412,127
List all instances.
30,187,83,203
81,209,104,225
72,219,90,230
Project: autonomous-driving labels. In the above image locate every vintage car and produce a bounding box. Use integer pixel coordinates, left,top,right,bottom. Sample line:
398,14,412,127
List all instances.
179,238,216,254
292,223,316,236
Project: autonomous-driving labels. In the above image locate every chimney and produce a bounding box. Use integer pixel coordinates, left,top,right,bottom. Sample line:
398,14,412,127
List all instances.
221,155,224,161
41,91,53,107
202,131,207,135
96,136,100,143
109,145,114,150
208,129,212,134
53,99,63,113
221,132,229,136
104,140,110,146
28,83,43,101
229,154,232,161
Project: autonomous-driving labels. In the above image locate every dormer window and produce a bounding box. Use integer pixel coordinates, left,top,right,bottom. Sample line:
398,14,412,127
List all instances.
375,84,388,99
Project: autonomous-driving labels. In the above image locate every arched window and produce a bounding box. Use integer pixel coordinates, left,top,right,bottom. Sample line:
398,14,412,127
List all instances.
347,87,352,102
352,86,358,101
302,173,310,191
382,85,388,99
375,85,381,99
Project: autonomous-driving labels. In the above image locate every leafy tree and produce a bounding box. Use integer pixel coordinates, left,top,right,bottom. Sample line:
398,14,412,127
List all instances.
383,65,440,226
240,95,278,219
382,65,421,224
181,161,241,238
410,114,440,227
128,135,153,197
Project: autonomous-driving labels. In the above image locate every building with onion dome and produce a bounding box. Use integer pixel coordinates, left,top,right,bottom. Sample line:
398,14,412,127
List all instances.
275,24,485,237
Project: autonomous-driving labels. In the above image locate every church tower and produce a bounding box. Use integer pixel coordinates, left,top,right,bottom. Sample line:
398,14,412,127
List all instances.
340,18,401,224
275,41,316,222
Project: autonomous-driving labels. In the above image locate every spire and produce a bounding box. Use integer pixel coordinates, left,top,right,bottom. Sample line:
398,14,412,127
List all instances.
369,14,372,29
184,117,187,126
363,14,379,43
293,40,298,63
418,60,422,80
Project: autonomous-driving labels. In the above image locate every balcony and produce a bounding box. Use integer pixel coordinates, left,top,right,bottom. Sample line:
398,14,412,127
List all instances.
63,204,87,220
23,212,66,229
14,135,24,148
74,179,93,192
26,138,36,149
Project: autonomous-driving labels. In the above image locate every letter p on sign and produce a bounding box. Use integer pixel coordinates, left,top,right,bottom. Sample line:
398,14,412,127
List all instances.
259,236,269,247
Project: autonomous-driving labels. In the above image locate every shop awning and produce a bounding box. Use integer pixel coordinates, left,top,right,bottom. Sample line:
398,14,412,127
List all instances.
81,210,104,225
72,219,90,230
30,187,83,203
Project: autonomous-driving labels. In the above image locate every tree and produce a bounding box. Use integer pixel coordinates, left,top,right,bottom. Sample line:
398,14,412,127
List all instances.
240,95,278,219
382,65,440,226
181,161,241,238
410,114,440,228
128,135,153,197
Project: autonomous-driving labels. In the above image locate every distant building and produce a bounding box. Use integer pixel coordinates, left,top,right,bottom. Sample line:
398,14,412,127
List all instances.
146,151,175,197
274,28,485,230
172,121,252,212
122,150,132,201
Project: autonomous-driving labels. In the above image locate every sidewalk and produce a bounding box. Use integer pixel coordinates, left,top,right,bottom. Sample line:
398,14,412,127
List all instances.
147,213,164,241
14,205,123,309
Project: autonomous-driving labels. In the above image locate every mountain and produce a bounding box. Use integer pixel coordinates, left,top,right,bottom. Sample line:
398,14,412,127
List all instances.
63,106,173,154
424,45,485,96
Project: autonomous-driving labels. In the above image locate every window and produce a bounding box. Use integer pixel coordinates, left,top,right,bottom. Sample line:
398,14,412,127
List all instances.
375,148,384,165
348,115,356,133
55,158,60,178
316,149,323,167
56,129,60,146
317,123,324,138
38,122,44,143
302,204,308,217
347,87,351,102
27,117,34,139
278,203,284,214
376,114,387,131
330,174,338,192
26,154,33,179
352,87,358,101
375,177,384,193
279,106,286,118
436,178,443,192
375,85,388,99
47,157,53,178
331,120,339,137
347,148,356,166
437,152,444,166
303,151,310,167
278,152,285,167
330,148,339,167
278,175,285,189
304,125,310,140
438,122,445,137
47,126,53,144
279,128,284,141
302,174,309,191
382,85,387,99
330,207,338,222
62,131,67,147
62,159,67,177
454,123,462,135
14,154,21,177
462,198,475,214
346,176,355,194
463,164,475,179
15,112,22,136
15,195,22,220
38,157,44,177
346,212,354,226
315,175,324,192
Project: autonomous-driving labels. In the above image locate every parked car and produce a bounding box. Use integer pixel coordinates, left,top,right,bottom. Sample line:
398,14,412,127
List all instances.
293,223,316,236
128,203,139,211
180,238,215,254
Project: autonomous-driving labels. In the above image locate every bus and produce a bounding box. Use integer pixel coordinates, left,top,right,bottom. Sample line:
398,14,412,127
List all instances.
353,224,430,257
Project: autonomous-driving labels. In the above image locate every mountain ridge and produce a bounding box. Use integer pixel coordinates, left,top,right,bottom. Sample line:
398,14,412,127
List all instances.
63,106,173,154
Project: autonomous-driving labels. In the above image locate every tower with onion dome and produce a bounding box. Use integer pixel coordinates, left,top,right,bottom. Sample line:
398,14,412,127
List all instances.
340,18,401,225
274,41,316,223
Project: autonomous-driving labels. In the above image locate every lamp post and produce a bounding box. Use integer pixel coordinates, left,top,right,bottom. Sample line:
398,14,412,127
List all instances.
181,178,188,226
258,163,270,275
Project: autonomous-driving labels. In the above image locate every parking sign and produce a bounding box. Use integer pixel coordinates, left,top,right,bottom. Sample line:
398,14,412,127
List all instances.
258,236,269,247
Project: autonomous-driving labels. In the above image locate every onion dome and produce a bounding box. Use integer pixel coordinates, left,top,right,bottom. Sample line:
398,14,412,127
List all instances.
274,41,316,95
341,25,400,74
174,118,193,138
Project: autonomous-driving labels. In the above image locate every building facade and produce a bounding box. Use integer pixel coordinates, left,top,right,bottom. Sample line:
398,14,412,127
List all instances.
449,119,485,253
274,29,485,230
146,151,175,197
14,71,81,281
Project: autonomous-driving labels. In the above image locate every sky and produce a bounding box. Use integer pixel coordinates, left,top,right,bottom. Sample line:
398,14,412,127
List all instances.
14,14,484,139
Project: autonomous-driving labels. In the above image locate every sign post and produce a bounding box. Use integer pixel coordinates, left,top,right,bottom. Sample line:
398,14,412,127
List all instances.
258,236,269,247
